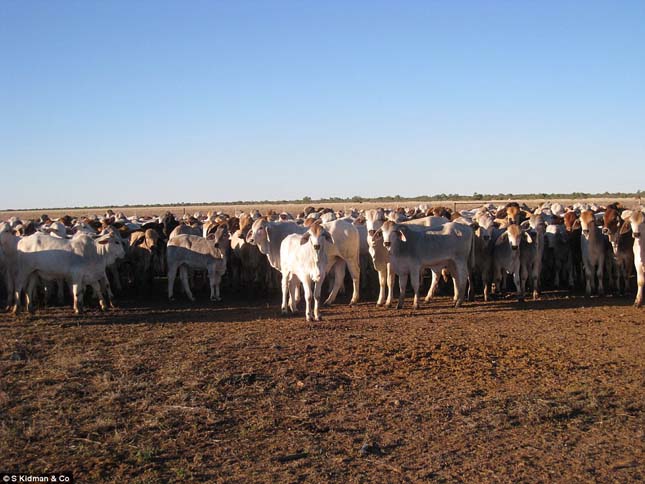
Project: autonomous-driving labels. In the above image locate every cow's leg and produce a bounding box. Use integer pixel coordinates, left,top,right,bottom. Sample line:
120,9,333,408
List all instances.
4,269,14,311
72,282,83,314
99,277,115,308
208,266,217,301
179,266,195,301
397,272,408,309
385,264,395,308
519,265,528,301
214,272,223,301
293,278,301,307
453,264,469,308
12,271,27,315
584,261,593,297
424,270,440,302
596,260,605,296
482,267,490,302
324,260,345,305
513,268,524,302
635,268,644,307
90,281,107,311
376,268,387,306
289,277,299,313
26,274,39,313
347,259,360,306
281,273,290,315
313,275,323,321
410,267,421,309
167,263,178,301
303,279,313,322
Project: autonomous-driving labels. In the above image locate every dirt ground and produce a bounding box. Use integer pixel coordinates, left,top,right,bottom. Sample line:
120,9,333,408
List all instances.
1,287,643,483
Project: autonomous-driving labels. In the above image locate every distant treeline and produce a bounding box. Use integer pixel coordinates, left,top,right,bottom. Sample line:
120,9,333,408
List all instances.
5,190,643,212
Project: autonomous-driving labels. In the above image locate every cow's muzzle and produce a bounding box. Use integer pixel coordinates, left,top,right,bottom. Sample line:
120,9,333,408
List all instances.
511,245,518,251
635,232,641,239
384,241,391,248
601,227,610,235
313,244,321,251
582,229,590,236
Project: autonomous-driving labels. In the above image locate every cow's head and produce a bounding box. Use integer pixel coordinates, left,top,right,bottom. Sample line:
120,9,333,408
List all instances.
246,218,271,254
579,210,596,239
299,222,333,282
472,213,495,247
97,233,126,261
496,224,530,252
365,209,386,249
621,209,644,240
207,223,229,250
373,220,406,252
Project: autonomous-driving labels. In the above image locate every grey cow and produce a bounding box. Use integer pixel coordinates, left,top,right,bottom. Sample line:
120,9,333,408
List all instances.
166,225,229,302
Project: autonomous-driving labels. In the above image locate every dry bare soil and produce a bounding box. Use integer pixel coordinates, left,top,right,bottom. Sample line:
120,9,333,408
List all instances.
1,290,643,483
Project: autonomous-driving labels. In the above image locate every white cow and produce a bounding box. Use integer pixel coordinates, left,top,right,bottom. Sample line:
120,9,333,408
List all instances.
247,218,360,305
621,209,645,307
520,214,546,300
577,210,607,297
279,223,333,321
12,232,126,314
373,220,474,309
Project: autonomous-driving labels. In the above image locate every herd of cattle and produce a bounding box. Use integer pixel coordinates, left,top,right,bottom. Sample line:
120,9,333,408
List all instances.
0,201,643,320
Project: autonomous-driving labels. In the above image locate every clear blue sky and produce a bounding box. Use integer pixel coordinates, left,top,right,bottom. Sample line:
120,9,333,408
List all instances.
1,1,644,209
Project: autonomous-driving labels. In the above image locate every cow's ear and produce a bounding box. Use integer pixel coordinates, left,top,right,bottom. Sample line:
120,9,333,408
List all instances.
372,229,383,241
619,221,632,235
323,232,334,244
397,229,407,242
133,235,146,246
495,232,508,246
98,238,110,245
207,233,217,241
300,232,311,245
470,221,479,230
524,232,533,244
620,210,633,222
572,219,581,230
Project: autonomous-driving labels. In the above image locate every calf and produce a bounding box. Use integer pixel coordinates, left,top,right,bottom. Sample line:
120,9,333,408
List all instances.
470,212,500,301
520,214,546,300
602,207,634,295
12,232,126,314
364,209,393,306
373,221,474,309
492,224,531,301
578,210,607,297
544,221,574,289
280,223,334,321
247,217,360,306
166,225,229,302
128,228,164,290
621,209,645,307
